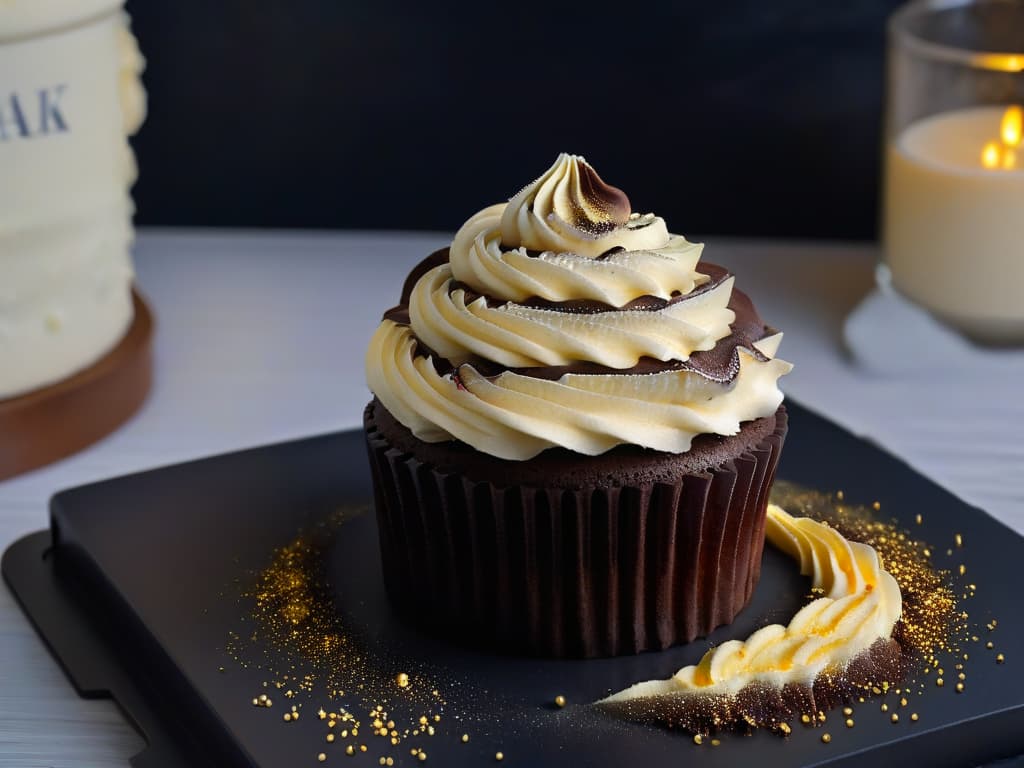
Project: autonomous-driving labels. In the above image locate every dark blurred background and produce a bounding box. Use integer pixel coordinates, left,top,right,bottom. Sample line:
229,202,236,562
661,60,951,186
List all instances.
124,0,904,239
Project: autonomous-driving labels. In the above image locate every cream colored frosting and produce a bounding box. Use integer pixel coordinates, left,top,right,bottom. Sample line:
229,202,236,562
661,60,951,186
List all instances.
366,154,792,460
600,505,903,704
409,264,734,369
450,203,699,307
368,321,789,460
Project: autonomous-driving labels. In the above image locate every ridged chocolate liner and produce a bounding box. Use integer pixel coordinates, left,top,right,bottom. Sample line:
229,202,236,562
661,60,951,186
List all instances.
364,403,788,658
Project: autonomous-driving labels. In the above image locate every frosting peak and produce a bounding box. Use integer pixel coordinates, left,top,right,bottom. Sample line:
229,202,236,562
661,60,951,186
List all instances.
498,153,668,258
504,153,630,240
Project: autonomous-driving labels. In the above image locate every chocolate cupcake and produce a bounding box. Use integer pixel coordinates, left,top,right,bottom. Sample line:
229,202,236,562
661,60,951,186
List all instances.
364,154,792,658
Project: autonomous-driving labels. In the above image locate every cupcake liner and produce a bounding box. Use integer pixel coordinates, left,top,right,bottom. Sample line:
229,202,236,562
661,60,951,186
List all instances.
364,406,787,658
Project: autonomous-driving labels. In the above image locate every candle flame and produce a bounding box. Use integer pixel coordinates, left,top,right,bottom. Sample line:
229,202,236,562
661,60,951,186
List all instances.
982,141,1002,170
1002,106,1023,148
980,106,1024,170
973,53,1024,73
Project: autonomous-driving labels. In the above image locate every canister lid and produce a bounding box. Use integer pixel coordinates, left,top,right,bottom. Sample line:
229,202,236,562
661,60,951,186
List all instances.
0,0,122,43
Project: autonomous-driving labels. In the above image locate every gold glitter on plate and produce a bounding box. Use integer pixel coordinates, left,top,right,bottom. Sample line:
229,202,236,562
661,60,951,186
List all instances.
225,506,474,762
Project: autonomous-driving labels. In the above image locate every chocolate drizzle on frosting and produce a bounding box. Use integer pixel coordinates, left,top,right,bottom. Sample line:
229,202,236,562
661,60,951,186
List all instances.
569,158,632,234
385,253,767,385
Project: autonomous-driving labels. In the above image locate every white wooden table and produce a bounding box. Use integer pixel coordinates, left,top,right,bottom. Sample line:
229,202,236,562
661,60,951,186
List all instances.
1,230,1022,767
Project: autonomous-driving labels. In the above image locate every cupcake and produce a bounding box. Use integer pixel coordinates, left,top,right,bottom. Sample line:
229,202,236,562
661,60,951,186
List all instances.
364,154,792,658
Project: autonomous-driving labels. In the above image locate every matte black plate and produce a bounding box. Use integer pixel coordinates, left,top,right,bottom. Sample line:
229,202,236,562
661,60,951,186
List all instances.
4,402,1024,768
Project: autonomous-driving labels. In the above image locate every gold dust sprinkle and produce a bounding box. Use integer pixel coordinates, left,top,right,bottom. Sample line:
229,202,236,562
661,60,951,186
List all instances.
891,713,899,723
959,564,967,576
346,746,354,756
318,754,326,763
779,723,791,735
396,673,410,688
495,752,505,761
997,654,1006,663
915,514,923,525
987,641,994,649
900,697,908,707
955,533,963,547
911,713,919,722
418,754,427,762
554,695,567,708
845,718,855,728
842,707,853,716
327,734,335,743
711,739,721,747
801,714,811,724
956,683,965,692
873,501,881,511
880,704,888,712
821,733,832,744
461,734,469,743
694,734,703,745
936,678,944,687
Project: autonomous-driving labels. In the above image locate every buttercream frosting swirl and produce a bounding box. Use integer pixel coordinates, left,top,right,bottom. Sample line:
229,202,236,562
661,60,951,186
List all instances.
599,504,903,704
365,154,792,460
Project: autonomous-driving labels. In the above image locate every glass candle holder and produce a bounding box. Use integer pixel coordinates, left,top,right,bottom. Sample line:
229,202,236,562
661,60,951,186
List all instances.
883,0,1024,344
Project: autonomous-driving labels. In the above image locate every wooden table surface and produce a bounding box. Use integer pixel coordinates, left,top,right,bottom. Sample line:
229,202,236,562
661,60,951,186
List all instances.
2,230,1021,767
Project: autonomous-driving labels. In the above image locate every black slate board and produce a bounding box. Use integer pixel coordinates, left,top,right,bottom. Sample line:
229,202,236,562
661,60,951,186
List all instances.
4,401,1024,768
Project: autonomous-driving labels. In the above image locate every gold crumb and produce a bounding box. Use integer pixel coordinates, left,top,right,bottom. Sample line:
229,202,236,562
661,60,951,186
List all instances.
821,733,832,744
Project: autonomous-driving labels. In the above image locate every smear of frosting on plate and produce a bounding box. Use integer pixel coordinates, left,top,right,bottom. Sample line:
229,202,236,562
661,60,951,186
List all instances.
600,504,903,705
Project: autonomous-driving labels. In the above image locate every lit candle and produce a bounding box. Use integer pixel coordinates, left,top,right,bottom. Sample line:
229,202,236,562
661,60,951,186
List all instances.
884,105,1024,342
